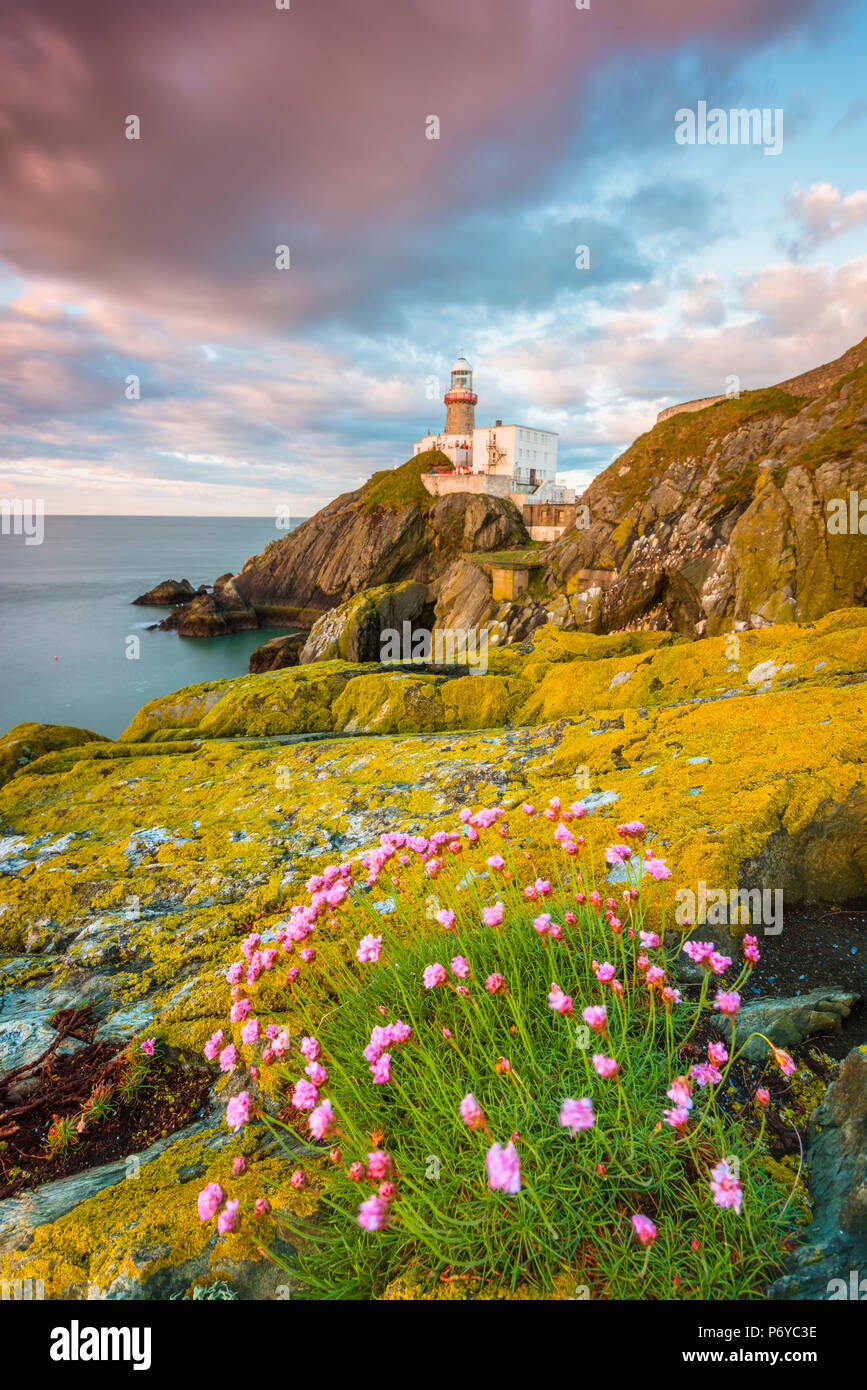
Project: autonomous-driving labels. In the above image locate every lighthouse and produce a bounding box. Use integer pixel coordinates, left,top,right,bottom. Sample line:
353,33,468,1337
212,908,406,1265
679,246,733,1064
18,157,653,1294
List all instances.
443,357,477,436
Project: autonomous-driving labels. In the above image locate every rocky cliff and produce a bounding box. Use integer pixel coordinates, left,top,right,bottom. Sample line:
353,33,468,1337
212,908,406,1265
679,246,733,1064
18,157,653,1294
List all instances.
163,451,528,637
544,338,867,637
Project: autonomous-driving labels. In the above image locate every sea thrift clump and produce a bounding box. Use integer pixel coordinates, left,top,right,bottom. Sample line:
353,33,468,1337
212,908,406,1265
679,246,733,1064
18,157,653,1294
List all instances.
209,798,795,1300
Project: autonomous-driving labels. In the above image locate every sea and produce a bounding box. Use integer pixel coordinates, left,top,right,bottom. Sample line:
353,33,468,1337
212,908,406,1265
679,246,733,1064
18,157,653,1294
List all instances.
0,516,302,740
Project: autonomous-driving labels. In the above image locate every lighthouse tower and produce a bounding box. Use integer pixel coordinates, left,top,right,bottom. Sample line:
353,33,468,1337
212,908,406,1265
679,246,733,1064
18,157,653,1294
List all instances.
444,356,477,436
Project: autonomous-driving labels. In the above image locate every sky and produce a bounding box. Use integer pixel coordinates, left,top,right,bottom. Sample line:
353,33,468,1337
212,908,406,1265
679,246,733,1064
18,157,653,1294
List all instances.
1,0,866,517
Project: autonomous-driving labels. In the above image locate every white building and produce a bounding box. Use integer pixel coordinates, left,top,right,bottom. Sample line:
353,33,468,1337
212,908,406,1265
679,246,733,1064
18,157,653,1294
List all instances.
413,357,574,511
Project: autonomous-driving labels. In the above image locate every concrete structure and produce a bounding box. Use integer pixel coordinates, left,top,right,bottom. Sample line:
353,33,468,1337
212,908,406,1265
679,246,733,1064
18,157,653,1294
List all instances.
414,356,576,537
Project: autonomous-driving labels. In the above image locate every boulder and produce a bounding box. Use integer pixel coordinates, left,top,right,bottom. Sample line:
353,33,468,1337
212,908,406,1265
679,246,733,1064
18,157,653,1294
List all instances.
712,987,861,1060
248,633,306,673
299,581,434,664
768,1046,867,1299
132,579,205,606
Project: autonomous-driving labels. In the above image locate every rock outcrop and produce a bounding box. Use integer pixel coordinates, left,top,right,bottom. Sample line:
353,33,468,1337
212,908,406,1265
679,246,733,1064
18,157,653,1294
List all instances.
545,338,867,637
0,722,109,790
768,1046,867,1300
160,575,259,637
248,633,306,673
133,579,206,606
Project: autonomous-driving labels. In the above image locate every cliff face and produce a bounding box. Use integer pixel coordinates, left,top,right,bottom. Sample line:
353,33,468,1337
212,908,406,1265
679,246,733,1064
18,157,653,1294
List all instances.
544,340,867,637
167,452,528,636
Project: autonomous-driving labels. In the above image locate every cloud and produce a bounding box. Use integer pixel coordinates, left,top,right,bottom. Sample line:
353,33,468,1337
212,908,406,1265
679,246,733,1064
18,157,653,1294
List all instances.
786,181,867,256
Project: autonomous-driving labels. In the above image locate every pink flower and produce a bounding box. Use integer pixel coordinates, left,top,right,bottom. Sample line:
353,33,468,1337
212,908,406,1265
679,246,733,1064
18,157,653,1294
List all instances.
309,1098,337,1140
708,1041,728,1067
713,990,741,1018
683,940,716,966
667,1078,693,1109
290,1170,306,1190
356,934,382,964
487,854,506,870
631,1213,657,1246
370,1053,392,1084
482,902,504,927
299,948,316,963
292,1079,319,1111
197,1182,224,1221
645,965,665,986
709,952,731,975
241,1018,260,1045
592,1053,619,1079
604,843,632,865
709,1160,743,1214
547,983,573,1014
140,1038,155,1056
423,962,447,989
533,912,551,935
559,1097,595,1134
305,1060,328,1086
460,1093,487,1130
451,955,470,978
639,930,660,949
358,1196,391,1231
617,820,645,838
348,1161,365,1182
255,1198,271,1216
535,879,551,897
663,1105,690,1133
230,999,251,1023
642,855,671,880
756,1087,770,1108
366,1150,393,1181
217,1198,239,1234
771,1046,796,1077
485,1140,521,1194
743,934,761,964
485,972,507,995
582,1005,607,1034
300,1036,321,1062
436,908,456,929
593,960,615,983
232,1156,246,1176
521,803,536,816
691,1062,723,1087
203,1029,224,1062
225,1091,252,1131
218,1044,238,1074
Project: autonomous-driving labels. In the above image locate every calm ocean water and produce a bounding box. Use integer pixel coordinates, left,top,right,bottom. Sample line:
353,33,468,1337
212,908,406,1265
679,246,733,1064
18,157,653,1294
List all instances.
0,516,300,739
